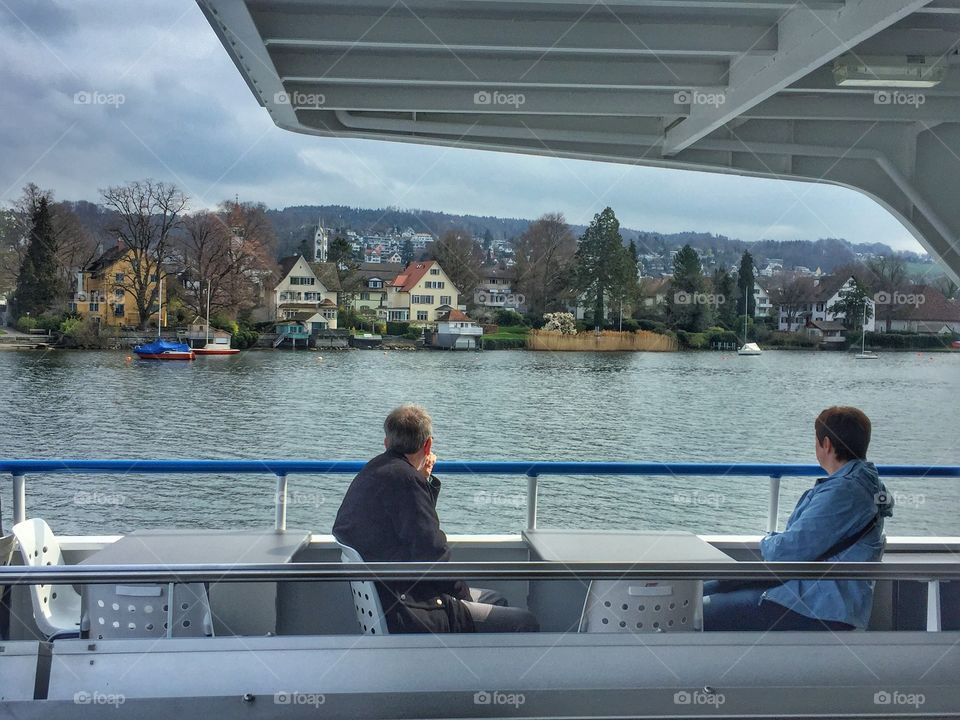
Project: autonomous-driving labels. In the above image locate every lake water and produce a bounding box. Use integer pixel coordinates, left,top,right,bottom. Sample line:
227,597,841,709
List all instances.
1,348,958,536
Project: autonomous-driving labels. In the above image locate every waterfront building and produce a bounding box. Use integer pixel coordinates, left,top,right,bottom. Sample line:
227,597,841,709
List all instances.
256,254,339,329
474,267,524,313
428,308,483,349
380,260,462,323
883,285,960,334
68,244,166,329
340,262,404,314
776,275,875,333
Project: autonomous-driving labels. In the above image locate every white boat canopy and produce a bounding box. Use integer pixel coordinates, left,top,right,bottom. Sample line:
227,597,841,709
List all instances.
199,0,960,281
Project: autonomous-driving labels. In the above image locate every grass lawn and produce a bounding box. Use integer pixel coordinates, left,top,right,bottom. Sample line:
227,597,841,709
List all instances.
482,324,529,349
484,324,529,340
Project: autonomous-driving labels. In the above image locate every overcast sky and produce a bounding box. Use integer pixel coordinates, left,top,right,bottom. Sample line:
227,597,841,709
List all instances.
0,0,925,252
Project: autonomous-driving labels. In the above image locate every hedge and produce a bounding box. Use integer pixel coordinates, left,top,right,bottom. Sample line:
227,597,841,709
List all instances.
866,332,958,349
482,337,527,350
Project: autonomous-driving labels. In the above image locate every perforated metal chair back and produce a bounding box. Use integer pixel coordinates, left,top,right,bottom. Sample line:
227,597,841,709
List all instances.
85,582,214,639
579,580,703,633
335,540,389,635
11,519,82,639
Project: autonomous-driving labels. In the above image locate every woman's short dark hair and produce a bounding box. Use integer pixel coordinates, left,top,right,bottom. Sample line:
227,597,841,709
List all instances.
384,405,432,454
815,406,871,461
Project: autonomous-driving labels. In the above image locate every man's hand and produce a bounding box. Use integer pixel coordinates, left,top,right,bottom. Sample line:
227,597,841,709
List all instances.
422,452,437,478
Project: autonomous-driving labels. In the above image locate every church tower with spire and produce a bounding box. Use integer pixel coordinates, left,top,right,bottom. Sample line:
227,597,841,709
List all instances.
314,217,329,262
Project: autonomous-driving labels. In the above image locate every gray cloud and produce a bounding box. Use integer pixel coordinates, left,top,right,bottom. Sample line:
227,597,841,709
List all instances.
0,0,923,252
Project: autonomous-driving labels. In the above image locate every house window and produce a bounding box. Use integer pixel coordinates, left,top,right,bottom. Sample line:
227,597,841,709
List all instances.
412,294,434,304
114,272,124,283
113,304,124,317
304,292,318,301
68,302,77,312
89,302,99,312
369,280,383,289
429,268,440,275
114,289,124,299
425,281,445,289
360,292,371,301
290,276,315,286
417,311,429,321
440,295,452,305
149,274,158,283
816,303,824,312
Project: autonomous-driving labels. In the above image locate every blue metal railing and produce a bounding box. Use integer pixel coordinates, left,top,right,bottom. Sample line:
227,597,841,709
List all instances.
3,459,959,532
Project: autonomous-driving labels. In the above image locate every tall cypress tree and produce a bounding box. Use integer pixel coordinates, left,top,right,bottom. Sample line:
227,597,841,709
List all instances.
736,251,756,318
12,196,62,319
575,207,633,330
667,244,710,331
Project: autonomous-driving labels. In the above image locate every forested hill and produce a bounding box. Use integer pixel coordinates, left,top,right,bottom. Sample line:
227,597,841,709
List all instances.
266,204,920,272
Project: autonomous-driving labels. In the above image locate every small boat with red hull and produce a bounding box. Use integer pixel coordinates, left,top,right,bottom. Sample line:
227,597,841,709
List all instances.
193,340,239,356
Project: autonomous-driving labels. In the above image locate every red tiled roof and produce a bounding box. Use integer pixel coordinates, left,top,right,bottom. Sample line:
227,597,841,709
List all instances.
439,309,472,322
889,285,960,322
392,261,436,292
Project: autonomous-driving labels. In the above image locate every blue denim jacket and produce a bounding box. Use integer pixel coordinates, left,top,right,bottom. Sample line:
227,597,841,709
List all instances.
760,459,893,628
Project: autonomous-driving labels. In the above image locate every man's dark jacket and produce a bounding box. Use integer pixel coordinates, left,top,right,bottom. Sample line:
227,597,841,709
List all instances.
333,449,473,633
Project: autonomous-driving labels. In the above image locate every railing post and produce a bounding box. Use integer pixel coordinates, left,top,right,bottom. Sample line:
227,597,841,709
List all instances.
274,473,288,531
12,472,26,525
767,475,781,533
526,474,538,530
927,580,942,632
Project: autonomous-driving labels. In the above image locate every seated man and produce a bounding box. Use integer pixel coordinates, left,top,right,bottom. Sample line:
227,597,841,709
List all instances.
704,406,894,631
333,404,539,634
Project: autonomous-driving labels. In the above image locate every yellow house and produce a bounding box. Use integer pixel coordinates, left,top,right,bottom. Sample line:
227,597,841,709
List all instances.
381,260,462,323
68,245,166,328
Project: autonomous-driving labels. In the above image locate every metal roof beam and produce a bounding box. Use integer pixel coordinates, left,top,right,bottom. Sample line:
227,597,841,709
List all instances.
271,48,727,88
280,82,960,122
662,0,934,156
256,10,777,57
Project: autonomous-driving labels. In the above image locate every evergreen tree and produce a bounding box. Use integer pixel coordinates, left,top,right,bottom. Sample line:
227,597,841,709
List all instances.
829,279,873,329
12,196,63,319
736,251,756,318
401,238,414,265
574,207,633,330
666,244,710,331
712,267,737,329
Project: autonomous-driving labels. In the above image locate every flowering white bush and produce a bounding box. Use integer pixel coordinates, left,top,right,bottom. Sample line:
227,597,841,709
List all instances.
542,312,577,335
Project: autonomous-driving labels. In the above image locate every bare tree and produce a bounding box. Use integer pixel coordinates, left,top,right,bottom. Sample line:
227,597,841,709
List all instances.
179,201,276,320
512,213,577,316
771,275,815,330
101,180,188,328
431,228,484,303
866,255,908,332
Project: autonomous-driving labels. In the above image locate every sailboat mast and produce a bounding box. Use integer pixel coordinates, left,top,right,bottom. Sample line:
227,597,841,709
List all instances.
862,303,867,354
158,277,163,339
743,284,749,341
206,280,211,344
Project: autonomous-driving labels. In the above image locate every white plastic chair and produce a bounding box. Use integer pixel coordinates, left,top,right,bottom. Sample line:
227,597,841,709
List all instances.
84,582,213,639
335,540,389,635
11,519,82,639
578,580,703,633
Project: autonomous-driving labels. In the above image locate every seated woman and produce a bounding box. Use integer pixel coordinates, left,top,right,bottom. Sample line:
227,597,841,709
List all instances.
704,406,894,631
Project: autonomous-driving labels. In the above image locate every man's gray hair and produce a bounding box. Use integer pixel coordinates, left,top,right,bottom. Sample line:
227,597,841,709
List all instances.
384,405,432,454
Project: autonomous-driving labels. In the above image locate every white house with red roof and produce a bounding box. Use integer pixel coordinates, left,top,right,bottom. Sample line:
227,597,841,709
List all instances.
258,255,339,329
428,308,483,349
381,260,462,323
